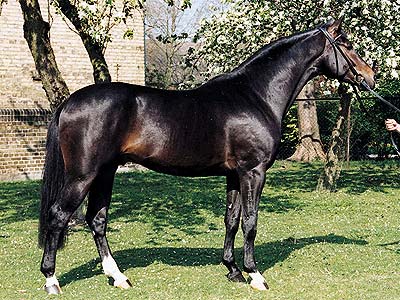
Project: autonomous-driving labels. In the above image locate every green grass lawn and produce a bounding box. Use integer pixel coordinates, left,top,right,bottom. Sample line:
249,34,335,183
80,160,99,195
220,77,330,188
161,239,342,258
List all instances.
0,161,399,300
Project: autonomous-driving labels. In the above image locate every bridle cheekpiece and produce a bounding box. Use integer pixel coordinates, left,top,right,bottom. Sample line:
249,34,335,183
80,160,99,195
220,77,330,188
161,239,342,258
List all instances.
318,26,365,85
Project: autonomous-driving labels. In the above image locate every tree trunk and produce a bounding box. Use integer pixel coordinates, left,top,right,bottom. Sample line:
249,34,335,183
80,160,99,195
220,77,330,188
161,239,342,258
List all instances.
288,83,325,162
19,0,70,110
317,84,352,192
55,0,111,83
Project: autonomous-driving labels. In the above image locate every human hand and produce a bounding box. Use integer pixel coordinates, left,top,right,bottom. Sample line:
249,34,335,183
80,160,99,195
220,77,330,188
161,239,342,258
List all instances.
385,119,400,133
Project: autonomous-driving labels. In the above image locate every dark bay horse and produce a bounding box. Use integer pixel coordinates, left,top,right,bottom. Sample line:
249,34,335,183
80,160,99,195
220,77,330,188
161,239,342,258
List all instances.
39,19,375,294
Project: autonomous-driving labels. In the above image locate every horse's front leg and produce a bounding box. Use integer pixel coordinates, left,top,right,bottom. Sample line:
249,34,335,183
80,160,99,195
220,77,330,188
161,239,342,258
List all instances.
223,173,246,282
239,164,269,291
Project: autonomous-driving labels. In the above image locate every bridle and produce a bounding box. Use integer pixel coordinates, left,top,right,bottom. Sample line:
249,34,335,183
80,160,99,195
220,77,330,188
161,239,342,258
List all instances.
318,27,365,85
318,26,400,156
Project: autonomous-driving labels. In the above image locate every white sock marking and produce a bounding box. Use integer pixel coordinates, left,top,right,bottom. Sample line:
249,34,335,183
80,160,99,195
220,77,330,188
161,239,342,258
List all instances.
249,271,267,290
45,275,60,287
102,255,128,286
249,271,265,283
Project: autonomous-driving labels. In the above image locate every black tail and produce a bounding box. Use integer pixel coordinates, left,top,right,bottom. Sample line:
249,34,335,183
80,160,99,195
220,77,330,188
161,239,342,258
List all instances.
38,104,66,249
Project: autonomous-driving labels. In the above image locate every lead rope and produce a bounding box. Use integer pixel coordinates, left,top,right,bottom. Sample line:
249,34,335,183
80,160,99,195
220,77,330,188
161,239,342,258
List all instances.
353,82,400,157
390,133,400,157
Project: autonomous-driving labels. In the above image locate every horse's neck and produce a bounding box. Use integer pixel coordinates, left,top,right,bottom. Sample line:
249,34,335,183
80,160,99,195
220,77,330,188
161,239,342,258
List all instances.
234,30,324,121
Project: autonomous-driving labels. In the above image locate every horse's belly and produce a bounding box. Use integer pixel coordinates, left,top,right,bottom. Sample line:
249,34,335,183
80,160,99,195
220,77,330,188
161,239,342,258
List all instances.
121,118,229,176
122,148,228,177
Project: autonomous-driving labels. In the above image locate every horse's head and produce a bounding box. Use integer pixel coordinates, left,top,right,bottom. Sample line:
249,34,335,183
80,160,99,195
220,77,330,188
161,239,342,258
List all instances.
319,18,375,89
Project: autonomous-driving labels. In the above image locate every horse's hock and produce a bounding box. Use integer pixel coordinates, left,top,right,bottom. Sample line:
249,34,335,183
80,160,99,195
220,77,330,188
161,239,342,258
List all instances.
0,0,145,181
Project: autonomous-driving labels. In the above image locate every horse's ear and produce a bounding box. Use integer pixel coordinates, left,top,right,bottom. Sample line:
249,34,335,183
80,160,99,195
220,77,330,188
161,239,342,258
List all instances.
327,17,344,36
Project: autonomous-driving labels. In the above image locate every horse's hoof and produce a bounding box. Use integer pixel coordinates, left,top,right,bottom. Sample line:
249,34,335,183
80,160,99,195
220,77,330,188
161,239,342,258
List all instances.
114,279,132,289
227,271,246,283
250,279,269,291
44,284,62,295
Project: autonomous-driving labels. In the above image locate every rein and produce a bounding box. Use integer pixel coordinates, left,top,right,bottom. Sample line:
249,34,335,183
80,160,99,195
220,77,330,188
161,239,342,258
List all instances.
319,26,400,156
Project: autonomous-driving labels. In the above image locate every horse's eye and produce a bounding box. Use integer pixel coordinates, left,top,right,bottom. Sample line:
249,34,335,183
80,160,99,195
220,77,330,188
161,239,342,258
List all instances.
339,42,353,50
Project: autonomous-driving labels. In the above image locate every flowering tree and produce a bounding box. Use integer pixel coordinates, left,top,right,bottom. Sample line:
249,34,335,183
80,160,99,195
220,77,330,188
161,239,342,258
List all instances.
194,0,399,82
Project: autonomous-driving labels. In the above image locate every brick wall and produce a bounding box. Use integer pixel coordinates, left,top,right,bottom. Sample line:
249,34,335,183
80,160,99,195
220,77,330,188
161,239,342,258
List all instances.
0,109,50,181
0,0,145,181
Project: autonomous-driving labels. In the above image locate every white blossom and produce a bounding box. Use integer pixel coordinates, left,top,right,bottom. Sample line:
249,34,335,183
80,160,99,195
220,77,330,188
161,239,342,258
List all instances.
193,0,400,83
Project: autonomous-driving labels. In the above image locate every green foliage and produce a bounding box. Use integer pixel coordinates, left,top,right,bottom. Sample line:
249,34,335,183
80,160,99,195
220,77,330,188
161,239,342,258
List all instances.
145,65,169,89
0,163,399,299
277,104,298,159
156,32,189,44
352,80,400,158
317,100,340,152
376,79,400,96
123,28,135,39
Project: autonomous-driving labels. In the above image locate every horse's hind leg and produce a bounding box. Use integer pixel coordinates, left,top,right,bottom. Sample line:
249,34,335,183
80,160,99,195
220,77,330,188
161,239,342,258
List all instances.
41,174,95,294
222,172,246,282
86,165,132,289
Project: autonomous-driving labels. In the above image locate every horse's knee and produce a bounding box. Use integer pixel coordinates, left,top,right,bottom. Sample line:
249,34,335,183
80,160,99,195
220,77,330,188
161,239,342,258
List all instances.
87,207,107,236
242,215,257,238
224,218,240,234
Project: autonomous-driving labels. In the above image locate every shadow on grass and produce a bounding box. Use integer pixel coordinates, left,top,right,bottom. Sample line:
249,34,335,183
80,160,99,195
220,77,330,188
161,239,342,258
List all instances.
59,233,367,287
0,180,41,224
0,170,300,228
267,161,400,194
337,165,400,194
377,240,400,255
109,172,301,241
